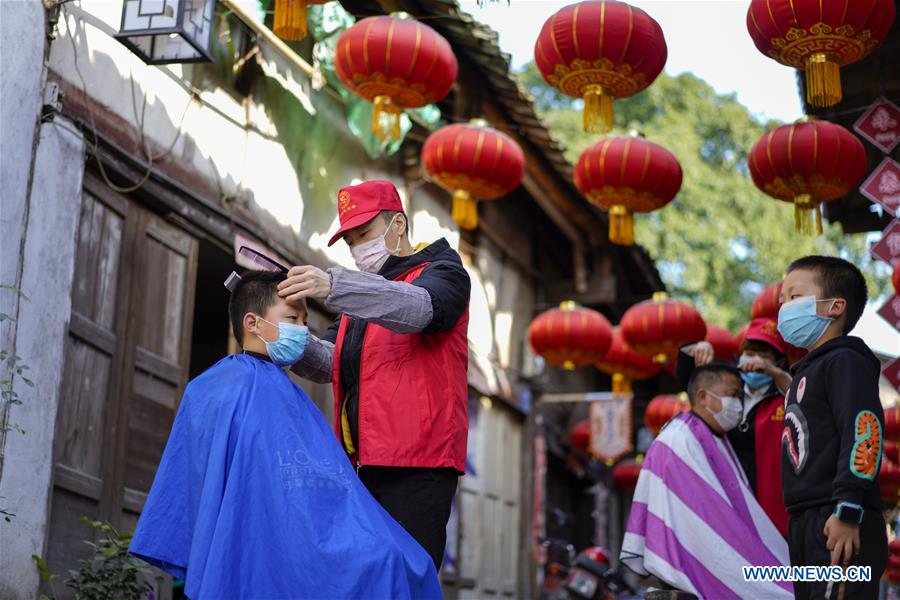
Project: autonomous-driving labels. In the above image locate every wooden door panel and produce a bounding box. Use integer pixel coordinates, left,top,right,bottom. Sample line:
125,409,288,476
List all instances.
48,176,198,597
119,212,197,520
55,336,112,478
124,386,177,492
45,489,101,572
47,178,133,589
70,189,125,331
135,219,191,364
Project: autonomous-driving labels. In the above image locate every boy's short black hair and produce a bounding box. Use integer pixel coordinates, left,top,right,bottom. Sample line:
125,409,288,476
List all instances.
687,362,743,406
787,255,867,334
228,271,287,346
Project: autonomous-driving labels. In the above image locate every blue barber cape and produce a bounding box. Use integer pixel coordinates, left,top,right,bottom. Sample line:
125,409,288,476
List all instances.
129,354,441,599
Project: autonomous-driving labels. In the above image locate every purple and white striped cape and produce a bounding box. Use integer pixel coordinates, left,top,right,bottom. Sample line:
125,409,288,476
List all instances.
620,412,793,599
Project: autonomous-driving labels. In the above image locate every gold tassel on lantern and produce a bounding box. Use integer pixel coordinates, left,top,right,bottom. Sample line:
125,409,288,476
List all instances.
805,53,842,107
612,373,632,396
583,84,613,134
793,193,823,236
452,189,479,230
273,0,308,41
609,205,635,245
372,95,402,142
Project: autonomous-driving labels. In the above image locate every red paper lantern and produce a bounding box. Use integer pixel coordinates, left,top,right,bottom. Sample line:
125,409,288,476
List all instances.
611,459,642,491
751,282,783,319
890,554,900,572
595,328,662,394
335,15,457,141
574,136,682,245
534,1,667,133
705,325,739,361
882,458,900,487
273,0,328,41
886,441,900,464
891,539,900,558
893,261,900,296
886,406,900,443
749,120,867,235
888,568,900,585
880,458,900,506
644,395,690,436
620,294,707,363
421,121,525,230
571,420,591,452
746,0,895,107
529,302,613,371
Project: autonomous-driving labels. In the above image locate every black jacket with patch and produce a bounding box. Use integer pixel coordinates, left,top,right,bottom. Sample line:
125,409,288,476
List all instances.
781,336,884,514
322,238,471,450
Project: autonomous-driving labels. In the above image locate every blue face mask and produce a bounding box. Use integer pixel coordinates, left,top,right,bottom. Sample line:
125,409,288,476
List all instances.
777,295,835,350
738,355,773,390
255,317,308,366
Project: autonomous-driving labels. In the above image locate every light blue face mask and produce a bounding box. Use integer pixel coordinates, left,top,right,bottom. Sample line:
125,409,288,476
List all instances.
738,355,773,390
256,317,308,366
777,295,835,350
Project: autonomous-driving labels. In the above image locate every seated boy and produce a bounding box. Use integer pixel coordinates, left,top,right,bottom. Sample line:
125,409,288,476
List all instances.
621,363,792,599
129,271,441,599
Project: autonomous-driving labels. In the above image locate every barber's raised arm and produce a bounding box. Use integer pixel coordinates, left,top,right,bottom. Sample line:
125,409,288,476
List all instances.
289,314,338,383
324,267,434,334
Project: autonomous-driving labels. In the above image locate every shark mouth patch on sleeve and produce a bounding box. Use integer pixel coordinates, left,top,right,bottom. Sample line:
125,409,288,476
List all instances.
782,404,809,475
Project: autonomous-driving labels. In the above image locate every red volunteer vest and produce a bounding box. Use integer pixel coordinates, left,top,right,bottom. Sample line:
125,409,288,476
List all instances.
332,263,469,472
754,394,790,536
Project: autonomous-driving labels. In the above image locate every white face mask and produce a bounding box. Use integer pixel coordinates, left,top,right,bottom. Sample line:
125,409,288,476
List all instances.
350,215,402,274
707,391,743,432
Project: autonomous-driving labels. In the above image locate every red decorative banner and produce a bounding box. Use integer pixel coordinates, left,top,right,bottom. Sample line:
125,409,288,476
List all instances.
854,96,900,154
871,220,900,266
588,393,633,462
878,294,900,333
883,357,900,393
860,158,900,217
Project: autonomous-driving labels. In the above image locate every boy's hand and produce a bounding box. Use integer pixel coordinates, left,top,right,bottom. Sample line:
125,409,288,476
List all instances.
823,514,860,566
689,341,715,366
278,266,332,302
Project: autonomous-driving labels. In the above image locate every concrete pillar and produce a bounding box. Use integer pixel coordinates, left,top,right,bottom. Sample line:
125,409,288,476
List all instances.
0,117,85,598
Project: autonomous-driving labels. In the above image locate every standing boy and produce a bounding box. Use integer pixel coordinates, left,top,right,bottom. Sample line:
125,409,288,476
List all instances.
779,256,886,599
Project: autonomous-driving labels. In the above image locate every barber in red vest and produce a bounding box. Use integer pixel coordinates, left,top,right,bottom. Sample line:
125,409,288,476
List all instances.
278,180,471,569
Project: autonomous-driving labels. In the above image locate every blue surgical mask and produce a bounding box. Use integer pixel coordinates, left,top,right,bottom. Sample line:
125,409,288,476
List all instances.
255,317,308,366
777,295,835,349
738,355,774,390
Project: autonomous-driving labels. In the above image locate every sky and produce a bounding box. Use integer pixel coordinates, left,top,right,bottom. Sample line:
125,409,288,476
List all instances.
457,0,805,123
457,0,899,357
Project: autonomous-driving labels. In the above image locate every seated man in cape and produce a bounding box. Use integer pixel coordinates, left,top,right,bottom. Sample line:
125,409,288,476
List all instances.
620,363,792,599
129,271,441,600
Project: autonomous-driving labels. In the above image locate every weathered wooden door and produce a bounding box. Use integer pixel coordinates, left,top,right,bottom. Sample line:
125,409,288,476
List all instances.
46,174,197,580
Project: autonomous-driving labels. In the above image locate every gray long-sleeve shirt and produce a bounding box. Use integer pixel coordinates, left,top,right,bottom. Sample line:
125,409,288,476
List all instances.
290,267,434,383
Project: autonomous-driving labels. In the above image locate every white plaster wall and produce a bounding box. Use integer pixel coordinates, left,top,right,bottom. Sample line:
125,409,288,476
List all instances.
48,2,398,270
0,0,46,333
0,119,85,599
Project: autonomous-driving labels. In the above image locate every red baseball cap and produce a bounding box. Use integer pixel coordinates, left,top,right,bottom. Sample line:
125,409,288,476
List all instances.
327,180,404,246
743,317,788,355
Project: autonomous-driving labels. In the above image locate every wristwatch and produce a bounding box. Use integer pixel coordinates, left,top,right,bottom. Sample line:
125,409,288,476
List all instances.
834,501,864,525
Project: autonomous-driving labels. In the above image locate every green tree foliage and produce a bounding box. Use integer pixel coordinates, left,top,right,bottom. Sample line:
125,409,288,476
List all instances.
518,63,888,330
